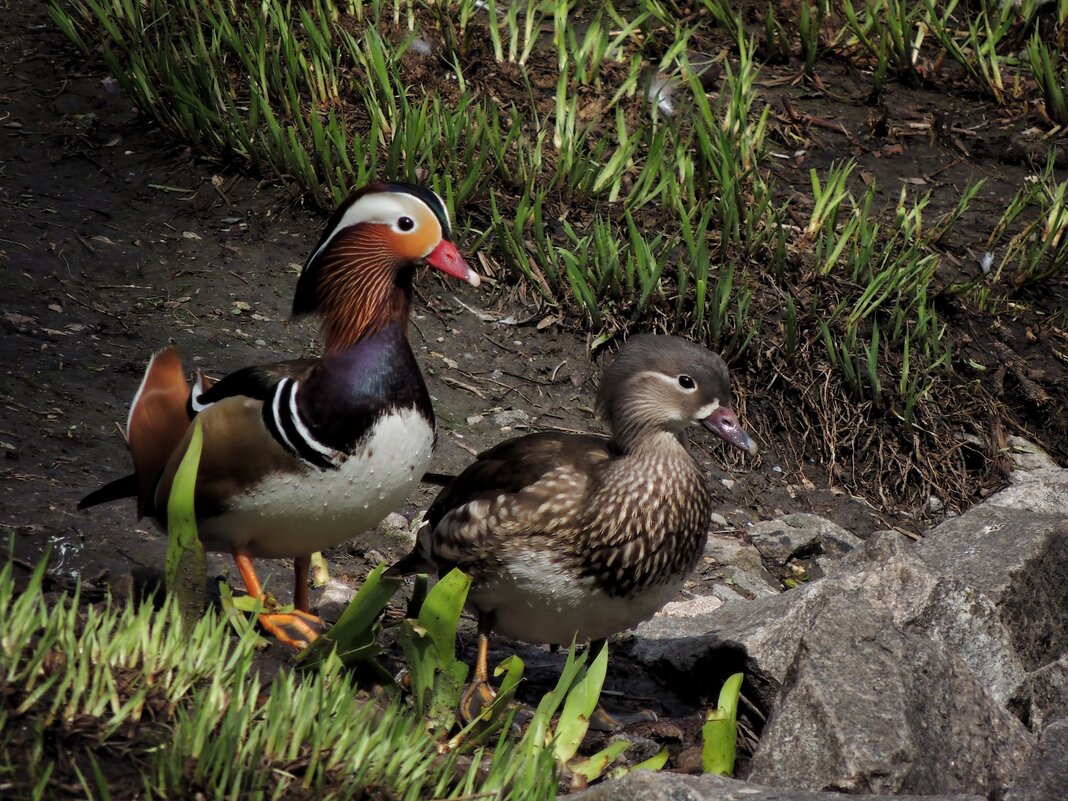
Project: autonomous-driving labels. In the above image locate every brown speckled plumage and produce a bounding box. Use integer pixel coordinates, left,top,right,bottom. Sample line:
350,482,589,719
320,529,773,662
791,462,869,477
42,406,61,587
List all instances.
391,334,756,647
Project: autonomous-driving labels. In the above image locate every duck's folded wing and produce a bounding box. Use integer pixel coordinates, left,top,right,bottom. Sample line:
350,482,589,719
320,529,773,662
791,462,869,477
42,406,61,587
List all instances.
425,432,611,570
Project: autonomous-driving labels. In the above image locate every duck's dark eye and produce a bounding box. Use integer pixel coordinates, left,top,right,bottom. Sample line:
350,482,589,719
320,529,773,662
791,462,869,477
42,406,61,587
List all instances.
678,374,695,389
398,216,415,232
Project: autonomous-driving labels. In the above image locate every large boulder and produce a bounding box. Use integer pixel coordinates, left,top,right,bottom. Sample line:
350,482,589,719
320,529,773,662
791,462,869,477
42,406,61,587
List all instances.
626,467,1068,796
1004,719,1068,801
746,594,1031,795
569,770,984,801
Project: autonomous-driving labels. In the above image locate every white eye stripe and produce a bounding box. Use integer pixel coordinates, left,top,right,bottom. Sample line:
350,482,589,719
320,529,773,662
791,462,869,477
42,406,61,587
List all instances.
694,400,720,419
640,371,697,391
307,192,440,264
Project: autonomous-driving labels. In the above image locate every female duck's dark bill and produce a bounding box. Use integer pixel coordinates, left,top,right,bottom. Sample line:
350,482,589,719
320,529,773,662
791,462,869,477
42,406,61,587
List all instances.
702,406,758,454
425,240,480,287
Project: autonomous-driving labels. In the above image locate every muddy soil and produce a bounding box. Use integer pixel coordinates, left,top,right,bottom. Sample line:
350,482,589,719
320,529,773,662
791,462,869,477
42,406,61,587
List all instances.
2,0,1065,782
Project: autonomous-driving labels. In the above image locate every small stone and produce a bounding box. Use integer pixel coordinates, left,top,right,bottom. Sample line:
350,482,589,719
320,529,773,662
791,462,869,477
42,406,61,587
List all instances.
712,584,749,604
1007,436,1060,479
928,495,945,514
409,36,432,56
720,478,734,490
381,512,408,532
704,532,763,573
466,414,483,425
654,594,724,620
709,512,728,528
315,578,356,623
674,745,704,774
607,734,662,765
492,409,530,427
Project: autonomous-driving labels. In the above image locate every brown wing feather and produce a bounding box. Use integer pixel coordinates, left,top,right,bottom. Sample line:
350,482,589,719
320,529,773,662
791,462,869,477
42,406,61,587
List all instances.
127,347,193,519
153,396,300,526
424,432,611,574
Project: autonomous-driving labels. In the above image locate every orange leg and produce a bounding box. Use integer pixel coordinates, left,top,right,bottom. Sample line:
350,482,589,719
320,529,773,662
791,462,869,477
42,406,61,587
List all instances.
232,549,321,649
459,615,498,721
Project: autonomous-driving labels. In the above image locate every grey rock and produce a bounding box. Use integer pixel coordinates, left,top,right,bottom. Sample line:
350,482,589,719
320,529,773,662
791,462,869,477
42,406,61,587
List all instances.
748,514,862,565
634,532,922,708
653,594,723,623
704,532,763,573
636,522,1060,717
492,408,530,427
1024,653,1068,731
747,594,1033,795
918,483,1068,682
606,733,662,766
1006,436,1060,480
714,565,781,599
711,583,750,604
630,470,1067,799
313,578,356,623
978,467,1068,516
568,770,984,801
1005,719,1068,801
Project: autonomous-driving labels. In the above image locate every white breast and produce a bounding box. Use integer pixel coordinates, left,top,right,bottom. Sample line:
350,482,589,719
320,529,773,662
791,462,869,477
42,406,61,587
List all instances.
471,550,687,645
199,408,434,559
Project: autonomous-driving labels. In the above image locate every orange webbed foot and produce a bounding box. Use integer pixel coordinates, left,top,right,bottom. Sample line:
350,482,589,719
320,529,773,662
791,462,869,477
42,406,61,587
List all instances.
256,608,323,650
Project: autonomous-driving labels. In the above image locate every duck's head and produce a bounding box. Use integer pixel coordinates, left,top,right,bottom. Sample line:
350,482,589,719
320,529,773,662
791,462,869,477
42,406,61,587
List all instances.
293,182,480,348
596,334,757,455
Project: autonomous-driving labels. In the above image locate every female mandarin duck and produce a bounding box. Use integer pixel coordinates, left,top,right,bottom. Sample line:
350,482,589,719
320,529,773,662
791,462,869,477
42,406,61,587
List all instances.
389,334,756,719
81,182,480,648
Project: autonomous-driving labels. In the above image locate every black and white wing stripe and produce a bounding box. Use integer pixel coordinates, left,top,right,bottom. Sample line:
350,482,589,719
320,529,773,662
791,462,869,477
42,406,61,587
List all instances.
262,378,342,470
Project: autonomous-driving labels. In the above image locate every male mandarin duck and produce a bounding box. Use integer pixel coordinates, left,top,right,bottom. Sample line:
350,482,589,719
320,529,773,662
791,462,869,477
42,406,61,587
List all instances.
389,334,756,719
80,182,480,648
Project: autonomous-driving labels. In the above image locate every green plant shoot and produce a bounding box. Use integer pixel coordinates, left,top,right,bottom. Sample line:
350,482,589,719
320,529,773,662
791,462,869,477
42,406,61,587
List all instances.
702,671,743,775
298,562,402,670
398,568,471,735
165,419,207,624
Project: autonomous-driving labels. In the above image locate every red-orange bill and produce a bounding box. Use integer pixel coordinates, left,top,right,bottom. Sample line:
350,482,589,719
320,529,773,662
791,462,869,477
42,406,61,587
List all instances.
425,239,480,287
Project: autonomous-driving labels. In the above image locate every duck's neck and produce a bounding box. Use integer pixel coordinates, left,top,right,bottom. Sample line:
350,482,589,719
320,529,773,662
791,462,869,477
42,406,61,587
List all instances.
611,425,689,459
320,266,413,353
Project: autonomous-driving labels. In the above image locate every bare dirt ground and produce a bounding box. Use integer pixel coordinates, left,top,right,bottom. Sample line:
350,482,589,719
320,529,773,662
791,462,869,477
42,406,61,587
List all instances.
2,1,1066,780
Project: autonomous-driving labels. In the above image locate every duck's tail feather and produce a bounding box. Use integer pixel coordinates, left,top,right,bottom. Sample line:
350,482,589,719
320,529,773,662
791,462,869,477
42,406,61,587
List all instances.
77,473,139,509
126,347,192,519
419,471,456,487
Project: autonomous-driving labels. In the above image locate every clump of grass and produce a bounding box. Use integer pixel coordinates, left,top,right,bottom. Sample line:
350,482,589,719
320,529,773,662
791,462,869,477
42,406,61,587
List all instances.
0,553,560,800
924,0,1015,103
1027,32,1068,125
840,0,930,86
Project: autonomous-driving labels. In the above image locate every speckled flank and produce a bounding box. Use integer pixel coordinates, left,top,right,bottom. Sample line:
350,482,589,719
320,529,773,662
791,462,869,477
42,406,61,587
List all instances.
198,408,433,558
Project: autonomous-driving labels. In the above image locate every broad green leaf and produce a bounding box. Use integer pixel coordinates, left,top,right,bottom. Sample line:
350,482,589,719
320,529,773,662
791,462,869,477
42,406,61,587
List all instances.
554,641,608,763
569,739,630,788
702,672,744,775
397,568,473,734
417,568,471,661
298,562,401,668
165,419,207,624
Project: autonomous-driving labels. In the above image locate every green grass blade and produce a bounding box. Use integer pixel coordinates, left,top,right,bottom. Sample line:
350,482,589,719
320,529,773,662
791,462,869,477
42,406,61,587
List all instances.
165,419,207,624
